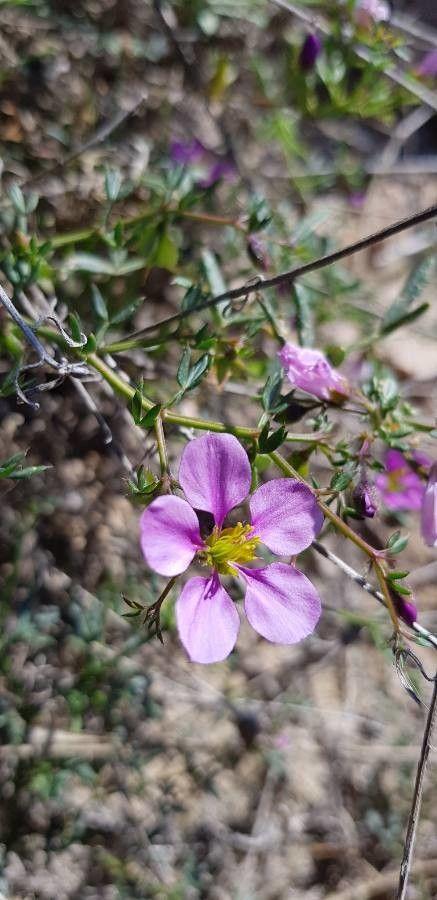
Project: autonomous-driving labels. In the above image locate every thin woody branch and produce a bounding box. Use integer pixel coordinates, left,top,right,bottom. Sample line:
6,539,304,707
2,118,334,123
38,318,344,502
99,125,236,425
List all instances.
312,541,437,651
118,201,437,343
396,676,437,899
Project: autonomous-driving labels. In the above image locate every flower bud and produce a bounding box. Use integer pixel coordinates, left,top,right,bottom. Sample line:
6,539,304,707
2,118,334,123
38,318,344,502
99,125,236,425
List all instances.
421,463,437,548
247,235,270,271
278,343,349,403
353,480,378,518
299,33,322,72
393,593,418,628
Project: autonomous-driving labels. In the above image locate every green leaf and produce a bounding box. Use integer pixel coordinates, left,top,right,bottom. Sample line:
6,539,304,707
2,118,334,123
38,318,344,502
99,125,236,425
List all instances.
8,183,27,215
139,404,162,428
292,283,314,347
128,466,160,498
181,284,204,313
63,252,147,277
391,584,412,596
104,167,122,203
326,345,346,367
184,353,210,391
0,451,50,480
9,465,51,479
130,379,145,424
201,249,226,296
177,347,191,388
387,570,410,582
84,333,97,353
154,232,179,271
91,285,108,321
387,531,409,555
380,303,429,337
381,257,432,335
330,470,353,491
110,297,143,326
262,370,283,413
68,312,83,344
258,424,287,452
248,195,271,232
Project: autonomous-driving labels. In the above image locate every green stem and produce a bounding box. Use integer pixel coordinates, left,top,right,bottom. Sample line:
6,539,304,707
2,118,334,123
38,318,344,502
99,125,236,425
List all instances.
50,206,245,250
85,354,320,443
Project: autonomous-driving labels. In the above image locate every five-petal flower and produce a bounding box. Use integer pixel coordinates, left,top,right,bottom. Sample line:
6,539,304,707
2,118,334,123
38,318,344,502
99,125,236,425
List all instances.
140,433,323,663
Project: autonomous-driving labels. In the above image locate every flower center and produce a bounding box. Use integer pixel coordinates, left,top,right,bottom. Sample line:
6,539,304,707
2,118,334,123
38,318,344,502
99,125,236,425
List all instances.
201,522,260,575
387,470,405,493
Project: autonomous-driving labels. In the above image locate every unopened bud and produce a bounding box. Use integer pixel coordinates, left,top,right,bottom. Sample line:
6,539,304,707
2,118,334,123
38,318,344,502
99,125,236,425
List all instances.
393,593,418,627
353,481,378,518
299,33,322,72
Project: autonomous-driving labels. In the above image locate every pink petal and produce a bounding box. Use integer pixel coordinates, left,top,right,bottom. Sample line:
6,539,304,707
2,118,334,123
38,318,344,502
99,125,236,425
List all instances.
176,574,240,664
140,495,203,577
384,449,407,472
178,433,251,527
421,463,437,547
240,562,321,644
250,478,323,555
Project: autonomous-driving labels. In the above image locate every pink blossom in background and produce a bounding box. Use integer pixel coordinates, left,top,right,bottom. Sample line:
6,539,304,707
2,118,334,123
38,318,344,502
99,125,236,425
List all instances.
278,343,349,402
421,463,437,547
348,191,366,209
169,139,205,165
416,50,437,78
354,0,390,28
169,138,237,188
411,449,432,472
198,157,237,189
140,433,323,664
375,450,424,511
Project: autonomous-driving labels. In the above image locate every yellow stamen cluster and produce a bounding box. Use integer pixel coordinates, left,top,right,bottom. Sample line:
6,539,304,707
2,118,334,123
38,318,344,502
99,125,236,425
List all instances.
202,522,260,575
387,471,403,492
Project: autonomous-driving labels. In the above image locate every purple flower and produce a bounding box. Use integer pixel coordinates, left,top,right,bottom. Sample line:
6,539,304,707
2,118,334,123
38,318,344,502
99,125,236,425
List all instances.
169,139,205,166
416,50,437,78
353,480,378,518
421,463,437,547
299,33,322,72
197,157,237,189
278,343,349,403
375,450,425,512
169,138,236,188
140,433,323,664
354,0,390,28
